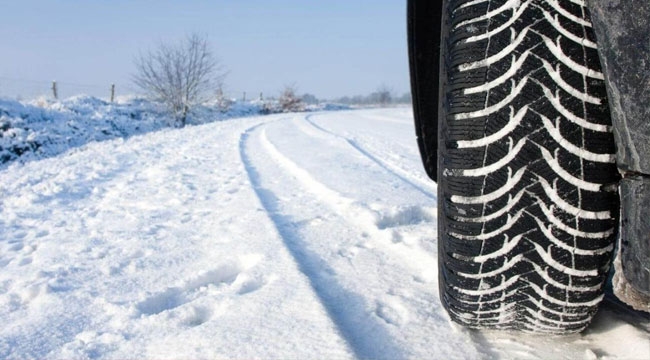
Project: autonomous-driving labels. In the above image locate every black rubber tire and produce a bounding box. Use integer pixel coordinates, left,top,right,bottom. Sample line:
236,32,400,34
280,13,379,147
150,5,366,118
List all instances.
437,0,620,333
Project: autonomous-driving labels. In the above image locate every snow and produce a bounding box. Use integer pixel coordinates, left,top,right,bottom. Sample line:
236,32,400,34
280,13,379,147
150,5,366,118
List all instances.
0,104,648,359
0,95,351,170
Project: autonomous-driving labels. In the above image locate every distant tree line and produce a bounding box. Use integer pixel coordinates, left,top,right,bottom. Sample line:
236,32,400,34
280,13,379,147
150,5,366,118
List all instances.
331,85,412,106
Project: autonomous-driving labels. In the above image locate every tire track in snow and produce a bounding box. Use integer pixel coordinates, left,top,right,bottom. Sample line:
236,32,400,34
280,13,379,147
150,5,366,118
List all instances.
238,123,406,360
302,114,436,201
257,124,434,261
247,118,482,359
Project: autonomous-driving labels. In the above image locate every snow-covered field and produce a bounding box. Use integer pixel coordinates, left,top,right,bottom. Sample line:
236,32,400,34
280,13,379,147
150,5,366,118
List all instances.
0,95,317,170
0,107,648,359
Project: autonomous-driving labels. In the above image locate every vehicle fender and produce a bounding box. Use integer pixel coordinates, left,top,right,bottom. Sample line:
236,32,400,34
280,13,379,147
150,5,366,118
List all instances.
588,0,650,311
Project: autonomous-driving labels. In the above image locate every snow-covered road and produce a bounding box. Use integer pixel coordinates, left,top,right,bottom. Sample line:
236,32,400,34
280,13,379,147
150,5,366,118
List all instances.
0,109,648,359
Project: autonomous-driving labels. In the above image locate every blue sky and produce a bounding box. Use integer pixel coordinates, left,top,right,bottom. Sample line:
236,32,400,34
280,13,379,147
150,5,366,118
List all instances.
0,1,409,100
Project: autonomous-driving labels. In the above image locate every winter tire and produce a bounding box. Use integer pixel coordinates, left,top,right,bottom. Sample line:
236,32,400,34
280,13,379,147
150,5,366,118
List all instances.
409,0,620,333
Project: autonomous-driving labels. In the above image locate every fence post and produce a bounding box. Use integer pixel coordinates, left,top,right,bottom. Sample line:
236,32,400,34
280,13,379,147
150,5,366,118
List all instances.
52,81,58,100
260,92,263,101
243,91,246,102
110,84,115,103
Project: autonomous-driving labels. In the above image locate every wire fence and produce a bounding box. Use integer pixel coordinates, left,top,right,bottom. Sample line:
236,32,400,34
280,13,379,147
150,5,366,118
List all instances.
0,76,124,101
0,76,413,105
0,76,270,104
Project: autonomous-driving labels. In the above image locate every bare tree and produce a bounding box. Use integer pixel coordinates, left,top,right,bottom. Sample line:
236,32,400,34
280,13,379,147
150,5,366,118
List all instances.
279,84,304,113
133,34,225,127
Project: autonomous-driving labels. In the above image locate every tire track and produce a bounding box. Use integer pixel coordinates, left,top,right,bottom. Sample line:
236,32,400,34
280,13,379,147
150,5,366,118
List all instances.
244,119,482,359
302,114,436,201
257,123,435,260
238,122,407,360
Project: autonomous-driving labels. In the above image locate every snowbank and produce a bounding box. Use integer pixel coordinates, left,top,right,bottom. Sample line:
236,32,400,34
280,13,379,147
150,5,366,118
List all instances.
0,96,349,170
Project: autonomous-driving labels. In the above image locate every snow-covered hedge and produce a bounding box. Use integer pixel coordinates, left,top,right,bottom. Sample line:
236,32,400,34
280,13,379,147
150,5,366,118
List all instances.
1,96,168,168
0,96,350,170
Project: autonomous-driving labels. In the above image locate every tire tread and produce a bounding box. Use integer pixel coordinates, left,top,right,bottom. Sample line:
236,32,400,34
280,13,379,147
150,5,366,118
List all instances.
439,0,618,333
